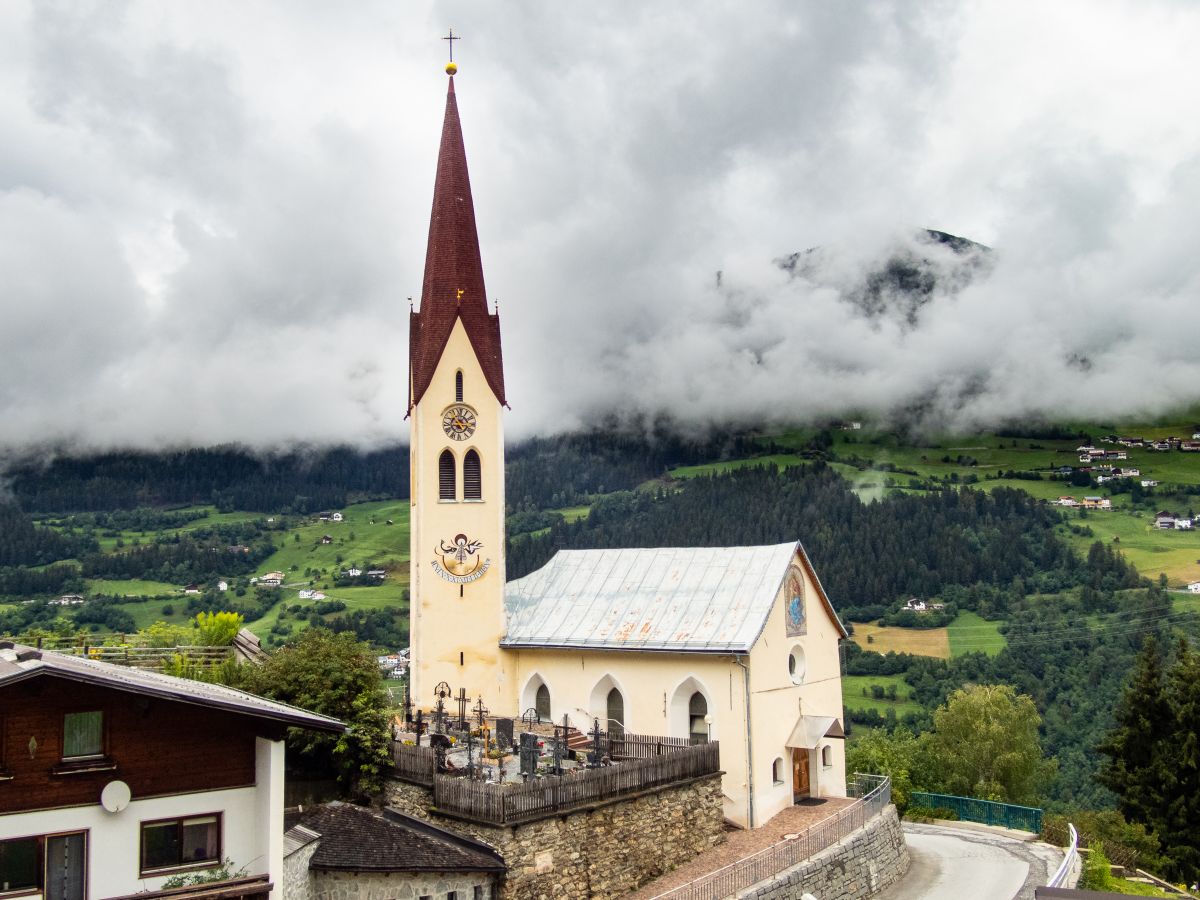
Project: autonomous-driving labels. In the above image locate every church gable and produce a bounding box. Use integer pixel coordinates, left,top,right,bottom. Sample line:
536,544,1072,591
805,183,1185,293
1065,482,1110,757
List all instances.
760,543,849,652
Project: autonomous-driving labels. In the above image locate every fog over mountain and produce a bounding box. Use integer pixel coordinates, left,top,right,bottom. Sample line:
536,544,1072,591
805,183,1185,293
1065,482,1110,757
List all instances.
2,1,1200,453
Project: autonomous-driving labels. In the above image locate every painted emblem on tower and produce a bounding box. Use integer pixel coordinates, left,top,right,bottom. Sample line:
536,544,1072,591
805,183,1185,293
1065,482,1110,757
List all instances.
785,566,807,637
432,533,491,584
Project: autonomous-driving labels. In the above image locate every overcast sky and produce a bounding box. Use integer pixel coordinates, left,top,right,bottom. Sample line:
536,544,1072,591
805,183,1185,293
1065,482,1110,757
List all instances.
3,1,1200,452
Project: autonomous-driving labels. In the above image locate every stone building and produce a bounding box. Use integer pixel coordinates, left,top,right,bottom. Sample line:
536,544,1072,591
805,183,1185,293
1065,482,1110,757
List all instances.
283,802,504,900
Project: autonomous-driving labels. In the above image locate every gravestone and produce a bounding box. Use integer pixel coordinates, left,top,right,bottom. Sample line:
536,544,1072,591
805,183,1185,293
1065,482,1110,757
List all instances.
518,731,540,779
496,717,514,750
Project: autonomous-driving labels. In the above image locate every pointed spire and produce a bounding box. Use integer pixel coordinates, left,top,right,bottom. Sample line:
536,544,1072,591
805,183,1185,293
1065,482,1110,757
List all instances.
409,72,506,409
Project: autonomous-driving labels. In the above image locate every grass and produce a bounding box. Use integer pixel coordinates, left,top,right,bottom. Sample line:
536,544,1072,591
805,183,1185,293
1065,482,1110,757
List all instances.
668,454,809,479
850,621,951,659
947,611,1008,656
1060,508,1200,587
86,578,180,598
843,674,923,716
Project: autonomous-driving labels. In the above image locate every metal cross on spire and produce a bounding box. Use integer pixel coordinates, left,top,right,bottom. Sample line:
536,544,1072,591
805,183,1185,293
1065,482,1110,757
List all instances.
443,28,461,62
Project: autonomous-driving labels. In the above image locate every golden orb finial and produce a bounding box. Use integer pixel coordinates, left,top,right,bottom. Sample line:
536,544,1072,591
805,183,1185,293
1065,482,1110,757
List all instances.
445,61,458,75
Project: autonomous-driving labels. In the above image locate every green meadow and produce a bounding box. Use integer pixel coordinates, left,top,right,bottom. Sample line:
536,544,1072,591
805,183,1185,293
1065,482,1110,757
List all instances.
946,611,1007,656
842,674,923,716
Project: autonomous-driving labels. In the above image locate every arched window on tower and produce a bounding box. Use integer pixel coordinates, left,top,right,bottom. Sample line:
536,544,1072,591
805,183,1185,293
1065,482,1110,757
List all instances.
688,692,709,745
535,684,551,722
439,450,456,501
455,370,464,402
464,450,482,500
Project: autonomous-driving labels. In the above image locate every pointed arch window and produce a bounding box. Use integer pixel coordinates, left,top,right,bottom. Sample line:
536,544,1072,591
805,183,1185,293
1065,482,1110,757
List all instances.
606,687,625,739
464,450,482,500
535,684,551,722
439,450,456,501
455,370,464,403
688,692,709,745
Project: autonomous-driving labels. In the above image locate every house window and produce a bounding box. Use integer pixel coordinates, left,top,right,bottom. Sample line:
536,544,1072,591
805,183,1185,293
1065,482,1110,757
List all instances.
772,758,784,784
63,711,103,759
822,745,833,767
447,893,458,900
474,888,484,900
141,815,220,874
463,450,482,500
688,693,709,745
1,833,86,900
439,450,456,501
0,837,41,894
455,370,464,402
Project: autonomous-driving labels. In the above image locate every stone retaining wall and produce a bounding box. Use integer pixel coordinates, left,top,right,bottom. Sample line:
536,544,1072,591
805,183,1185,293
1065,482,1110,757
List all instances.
739,805,909,900
383,774,726,900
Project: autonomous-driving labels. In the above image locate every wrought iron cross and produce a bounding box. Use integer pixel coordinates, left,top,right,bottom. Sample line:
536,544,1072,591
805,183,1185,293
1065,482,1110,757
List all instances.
473,696,490,727
443,28,461,62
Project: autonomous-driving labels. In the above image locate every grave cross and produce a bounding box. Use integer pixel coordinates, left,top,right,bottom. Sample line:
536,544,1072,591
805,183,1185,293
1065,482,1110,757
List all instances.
473,696,490,727
456,687,469,731
588,717,603,768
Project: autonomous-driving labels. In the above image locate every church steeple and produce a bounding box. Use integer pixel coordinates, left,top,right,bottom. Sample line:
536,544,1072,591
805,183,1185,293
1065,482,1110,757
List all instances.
409,72,506,410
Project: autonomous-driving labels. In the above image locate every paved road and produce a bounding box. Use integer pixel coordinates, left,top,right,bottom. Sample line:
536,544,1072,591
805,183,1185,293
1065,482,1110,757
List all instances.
876,823,1064,900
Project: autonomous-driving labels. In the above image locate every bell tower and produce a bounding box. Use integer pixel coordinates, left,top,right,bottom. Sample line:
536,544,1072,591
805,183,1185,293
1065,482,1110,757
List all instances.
408,60,510,712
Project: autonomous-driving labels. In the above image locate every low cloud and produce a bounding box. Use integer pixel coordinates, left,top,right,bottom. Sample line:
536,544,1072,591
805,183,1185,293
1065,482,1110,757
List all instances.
1,1,1198,455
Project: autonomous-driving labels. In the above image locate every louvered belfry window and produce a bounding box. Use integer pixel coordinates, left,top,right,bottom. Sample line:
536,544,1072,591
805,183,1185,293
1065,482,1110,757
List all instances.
439,450,456,500
455,370,464,402
464,449,482,500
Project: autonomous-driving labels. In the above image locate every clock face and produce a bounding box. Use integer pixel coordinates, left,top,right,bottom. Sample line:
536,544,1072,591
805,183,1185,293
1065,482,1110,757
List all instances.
442,405,478,441
785,567,807,637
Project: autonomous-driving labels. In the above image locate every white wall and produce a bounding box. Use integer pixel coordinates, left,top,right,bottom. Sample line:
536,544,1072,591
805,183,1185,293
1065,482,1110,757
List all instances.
0,738,285,898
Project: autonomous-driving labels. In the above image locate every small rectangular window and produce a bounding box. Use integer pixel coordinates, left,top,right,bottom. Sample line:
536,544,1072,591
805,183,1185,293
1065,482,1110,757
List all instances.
474,887,484,900
0,837,41,893
141,815,220,874
63,711,103,759
447,893,458,900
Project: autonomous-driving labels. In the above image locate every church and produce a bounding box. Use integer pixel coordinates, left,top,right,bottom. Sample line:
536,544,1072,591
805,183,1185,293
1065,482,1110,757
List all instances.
406,59,848,829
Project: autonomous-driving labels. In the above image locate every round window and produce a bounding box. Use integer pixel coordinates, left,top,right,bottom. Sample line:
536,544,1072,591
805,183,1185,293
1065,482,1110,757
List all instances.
788,645,806,684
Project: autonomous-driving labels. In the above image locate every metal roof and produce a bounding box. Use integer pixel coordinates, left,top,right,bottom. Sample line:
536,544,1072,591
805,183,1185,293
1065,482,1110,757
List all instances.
0,643,345,733
502,542,800,653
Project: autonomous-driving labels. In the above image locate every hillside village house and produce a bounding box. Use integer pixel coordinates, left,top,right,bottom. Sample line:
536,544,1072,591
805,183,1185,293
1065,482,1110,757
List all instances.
0,641,343,900
1188,582,1200,594
404,66,848,829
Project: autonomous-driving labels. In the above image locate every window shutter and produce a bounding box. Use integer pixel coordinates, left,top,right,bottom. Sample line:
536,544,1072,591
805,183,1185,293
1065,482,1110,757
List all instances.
439,451,456,500
464,450,482,500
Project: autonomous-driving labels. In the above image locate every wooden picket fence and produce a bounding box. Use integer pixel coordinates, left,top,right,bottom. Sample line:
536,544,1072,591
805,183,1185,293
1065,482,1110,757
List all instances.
392,742,438,786
609,732,694,759
433,740,720,826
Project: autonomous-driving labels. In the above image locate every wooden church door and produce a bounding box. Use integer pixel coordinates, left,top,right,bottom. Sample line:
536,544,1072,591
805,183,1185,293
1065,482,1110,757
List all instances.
792,748,811,800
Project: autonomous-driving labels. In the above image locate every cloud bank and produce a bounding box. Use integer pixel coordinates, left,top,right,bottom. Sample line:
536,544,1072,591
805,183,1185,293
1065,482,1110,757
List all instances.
2,1,1199,452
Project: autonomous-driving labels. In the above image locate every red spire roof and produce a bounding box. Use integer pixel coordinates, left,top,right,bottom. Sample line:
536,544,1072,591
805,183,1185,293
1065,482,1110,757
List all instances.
409,75,506,409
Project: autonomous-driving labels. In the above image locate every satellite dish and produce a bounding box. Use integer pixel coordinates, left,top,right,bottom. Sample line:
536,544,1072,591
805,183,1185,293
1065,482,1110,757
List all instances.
100,780,131,813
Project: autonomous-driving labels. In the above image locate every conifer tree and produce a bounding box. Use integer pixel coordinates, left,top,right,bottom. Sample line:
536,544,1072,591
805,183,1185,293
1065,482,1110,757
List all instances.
1160,639,1200,880
1096,635,1173,829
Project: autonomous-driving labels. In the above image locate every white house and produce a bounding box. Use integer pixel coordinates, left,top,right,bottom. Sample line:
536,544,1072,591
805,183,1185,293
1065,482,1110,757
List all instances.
0,642,343,900
1176,519,1194,530
217,580,229,592
1054,497,1080,507
1142,480,1159,488
1188,581,1200,594
331,512,344,522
